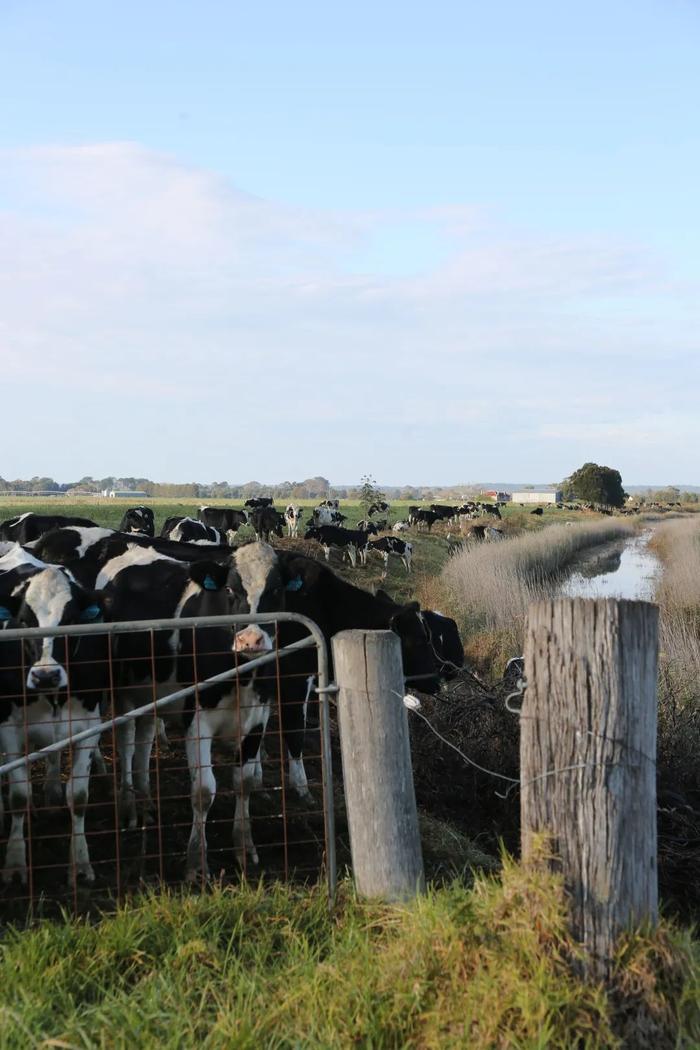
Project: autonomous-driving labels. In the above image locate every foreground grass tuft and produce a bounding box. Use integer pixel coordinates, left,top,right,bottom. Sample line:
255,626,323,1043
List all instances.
1,864,697,1048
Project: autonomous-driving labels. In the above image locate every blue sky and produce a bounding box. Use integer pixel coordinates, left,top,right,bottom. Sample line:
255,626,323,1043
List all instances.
1,1,698,484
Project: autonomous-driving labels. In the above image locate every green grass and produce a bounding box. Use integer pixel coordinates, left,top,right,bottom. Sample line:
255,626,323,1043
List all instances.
1,861,697,1049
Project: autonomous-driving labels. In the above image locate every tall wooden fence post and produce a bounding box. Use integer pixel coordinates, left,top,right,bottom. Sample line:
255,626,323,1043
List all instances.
521,598,658,977
333,629,425,901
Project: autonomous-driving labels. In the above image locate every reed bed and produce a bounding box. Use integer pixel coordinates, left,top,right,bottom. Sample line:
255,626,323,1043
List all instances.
441,519,635,665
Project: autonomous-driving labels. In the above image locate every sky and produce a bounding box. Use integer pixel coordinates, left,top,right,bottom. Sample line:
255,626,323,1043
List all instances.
1,0,698,485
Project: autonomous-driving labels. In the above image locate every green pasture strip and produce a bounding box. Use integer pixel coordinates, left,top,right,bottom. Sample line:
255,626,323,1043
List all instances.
1,861,697,1049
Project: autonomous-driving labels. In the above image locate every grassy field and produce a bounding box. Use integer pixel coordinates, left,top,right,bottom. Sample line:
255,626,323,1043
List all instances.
0,863,697,1049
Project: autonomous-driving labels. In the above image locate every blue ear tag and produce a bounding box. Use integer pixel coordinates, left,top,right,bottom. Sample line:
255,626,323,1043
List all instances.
286,576,303,592
203,574,218,591
80,604,102,622
0,606,12,622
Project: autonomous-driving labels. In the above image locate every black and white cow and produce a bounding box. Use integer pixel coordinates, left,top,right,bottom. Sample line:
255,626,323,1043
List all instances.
0,513,98,544
198,506,248,544
0,545,108,884
95,541,285,877
311,506,346,527
244,497,274,509
118,506,155,536
162,517,224,545
356,520,380,536
317,499,339,510
249,506,284,542
414,509,439,532
284,505,304,538
367,501,390,517
304,525,369,568
392,521,409,532
367,536,413,573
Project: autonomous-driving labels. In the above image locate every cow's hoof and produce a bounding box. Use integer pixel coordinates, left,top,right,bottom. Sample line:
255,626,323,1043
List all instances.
69,863,95,885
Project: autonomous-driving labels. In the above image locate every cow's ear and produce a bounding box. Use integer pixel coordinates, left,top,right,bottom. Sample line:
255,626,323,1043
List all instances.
78,589,107,623
280,555,320,593
189,561,228,591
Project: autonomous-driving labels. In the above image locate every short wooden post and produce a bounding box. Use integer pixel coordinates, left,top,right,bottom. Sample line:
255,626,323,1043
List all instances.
333,629,425,901
521,598,658,977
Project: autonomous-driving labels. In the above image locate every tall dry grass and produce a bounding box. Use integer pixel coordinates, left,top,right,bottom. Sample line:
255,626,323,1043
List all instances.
441,520,635,667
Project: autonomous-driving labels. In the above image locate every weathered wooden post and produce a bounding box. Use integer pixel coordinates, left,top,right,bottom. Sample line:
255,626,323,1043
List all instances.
333,629,425,901
521,598,658,977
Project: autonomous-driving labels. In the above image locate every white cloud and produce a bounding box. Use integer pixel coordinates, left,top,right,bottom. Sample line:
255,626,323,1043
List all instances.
0,142,697,481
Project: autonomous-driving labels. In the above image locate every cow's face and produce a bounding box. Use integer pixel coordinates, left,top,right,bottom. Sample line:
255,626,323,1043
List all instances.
229,543,284,616
7,568,104,692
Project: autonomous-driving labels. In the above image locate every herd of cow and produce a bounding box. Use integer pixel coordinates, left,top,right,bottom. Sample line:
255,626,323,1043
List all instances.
0,506,464,888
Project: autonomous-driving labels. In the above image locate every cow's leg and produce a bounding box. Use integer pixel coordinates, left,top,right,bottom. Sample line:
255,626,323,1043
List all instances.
185,710,216,880
323,545,330,562
226,529,237,546
347,545,357,568
232,721,265,867
116,713,137,827
133,711,156,822
2,721,32,884
44,747,64,808
284,692,312,801
63,705,101,884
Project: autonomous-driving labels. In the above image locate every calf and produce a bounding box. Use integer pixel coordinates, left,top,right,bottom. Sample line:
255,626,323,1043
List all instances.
198,506,248,544
118,506,155,536
0,513,98,544
367,536,413,573
304,525,369,568
249,506,285,542
0,546,107,884
284,504,304,538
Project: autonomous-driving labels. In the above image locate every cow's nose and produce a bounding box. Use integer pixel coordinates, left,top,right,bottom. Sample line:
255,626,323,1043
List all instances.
233,627,273,654
29,667,63,690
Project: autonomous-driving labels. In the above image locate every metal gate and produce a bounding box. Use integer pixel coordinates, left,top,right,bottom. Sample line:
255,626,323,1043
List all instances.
0,613,335,918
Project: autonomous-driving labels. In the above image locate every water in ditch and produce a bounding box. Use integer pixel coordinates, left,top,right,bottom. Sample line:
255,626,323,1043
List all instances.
561,530,661,601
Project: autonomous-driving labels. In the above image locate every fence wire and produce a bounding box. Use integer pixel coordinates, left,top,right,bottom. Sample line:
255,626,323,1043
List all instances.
0,613,335,920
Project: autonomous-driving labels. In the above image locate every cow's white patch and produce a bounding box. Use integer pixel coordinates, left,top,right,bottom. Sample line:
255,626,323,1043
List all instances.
95,544,174,589
70,527,115,558
0,545,45,574
234,542,276,615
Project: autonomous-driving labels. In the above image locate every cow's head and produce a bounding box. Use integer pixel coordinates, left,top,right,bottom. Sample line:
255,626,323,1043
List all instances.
3,566,105,692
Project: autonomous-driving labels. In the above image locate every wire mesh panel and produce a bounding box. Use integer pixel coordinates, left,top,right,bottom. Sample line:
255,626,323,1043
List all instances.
0,613,335,921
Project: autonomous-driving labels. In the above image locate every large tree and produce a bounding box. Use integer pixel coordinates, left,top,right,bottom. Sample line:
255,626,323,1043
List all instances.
563,462,626,507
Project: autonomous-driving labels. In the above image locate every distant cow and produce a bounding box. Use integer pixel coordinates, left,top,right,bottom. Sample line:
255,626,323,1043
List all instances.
0,513,98,544
414,509,439,532
318,499,340,510
304,525,369,568
162,517,223,545
368,501,390,517
530,508,544,516
392,521,409,532
284,505,304,537
198,506,248,544
367,536,413,573
312,506,346,527
244,497,274,509
249,506,284,542
356,520,380,535
118,506,155,536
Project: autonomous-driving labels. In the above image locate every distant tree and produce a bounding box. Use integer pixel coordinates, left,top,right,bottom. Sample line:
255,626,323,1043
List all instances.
563,462,626,508
359,474,387,517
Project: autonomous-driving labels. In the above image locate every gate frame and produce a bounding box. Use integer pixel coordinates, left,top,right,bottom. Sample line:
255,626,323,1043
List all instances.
0,612,336,900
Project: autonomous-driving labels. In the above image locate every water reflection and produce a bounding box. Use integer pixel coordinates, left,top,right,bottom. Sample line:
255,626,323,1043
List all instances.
561,532,660,601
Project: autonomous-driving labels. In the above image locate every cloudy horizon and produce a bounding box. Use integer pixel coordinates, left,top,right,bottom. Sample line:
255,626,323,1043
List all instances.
2,2,698,485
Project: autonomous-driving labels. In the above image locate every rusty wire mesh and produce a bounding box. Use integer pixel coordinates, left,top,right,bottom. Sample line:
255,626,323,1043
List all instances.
0,614,335,921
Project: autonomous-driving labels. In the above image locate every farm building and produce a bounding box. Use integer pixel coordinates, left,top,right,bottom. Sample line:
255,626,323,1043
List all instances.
483,490,511,502
514,491,562,505
106,489,149,499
